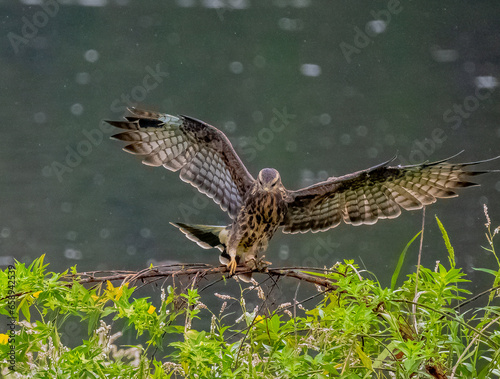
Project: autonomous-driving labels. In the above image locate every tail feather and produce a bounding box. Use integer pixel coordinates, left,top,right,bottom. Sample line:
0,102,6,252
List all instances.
170,222,226,251
170,222,254,282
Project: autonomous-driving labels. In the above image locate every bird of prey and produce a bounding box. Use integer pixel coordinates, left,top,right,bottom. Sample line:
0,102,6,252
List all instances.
106,108,498,281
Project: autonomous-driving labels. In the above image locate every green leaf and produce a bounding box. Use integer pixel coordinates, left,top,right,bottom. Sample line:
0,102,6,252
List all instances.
301,270,328,278
436,215,455,268
355,343,373,371
473,267,499,276
88,310,101,335
391,231,421,290
18,297,30,322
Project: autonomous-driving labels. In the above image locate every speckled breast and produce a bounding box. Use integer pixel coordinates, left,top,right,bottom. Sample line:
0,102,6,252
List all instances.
237,190,287,250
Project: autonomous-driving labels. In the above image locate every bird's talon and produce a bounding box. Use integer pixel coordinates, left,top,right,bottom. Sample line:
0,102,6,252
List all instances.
257,260,271,272
227,258,238,276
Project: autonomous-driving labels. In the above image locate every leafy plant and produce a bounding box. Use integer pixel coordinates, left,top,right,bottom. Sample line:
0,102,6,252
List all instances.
1,210,499,378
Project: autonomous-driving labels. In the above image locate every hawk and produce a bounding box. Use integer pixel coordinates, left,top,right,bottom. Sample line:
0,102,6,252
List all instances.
106,108,498,281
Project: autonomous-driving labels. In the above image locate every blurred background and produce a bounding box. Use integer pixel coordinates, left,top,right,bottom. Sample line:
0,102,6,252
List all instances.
1,0,500,299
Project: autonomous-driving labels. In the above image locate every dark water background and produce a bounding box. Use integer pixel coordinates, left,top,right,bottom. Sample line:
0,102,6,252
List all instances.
1,0,500,343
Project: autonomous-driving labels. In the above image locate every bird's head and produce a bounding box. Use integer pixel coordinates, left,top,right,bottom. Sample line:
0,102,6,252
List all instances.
257,168,282,191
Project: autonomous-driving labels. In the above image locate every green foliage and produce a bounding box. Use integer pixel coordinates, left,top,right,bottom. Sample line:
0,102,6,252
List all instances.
436,215,456,269
1,216,499,378
391,231,421,291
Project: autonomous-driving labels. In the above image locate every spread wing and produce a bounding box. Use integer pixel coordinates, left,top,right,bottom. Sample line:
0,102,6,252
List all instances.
106,108,254,219
282,155,499,234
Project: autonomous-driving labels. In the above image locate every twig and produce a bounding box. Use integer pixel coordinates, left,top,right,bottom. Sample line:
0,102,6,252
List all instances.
293,282,300,345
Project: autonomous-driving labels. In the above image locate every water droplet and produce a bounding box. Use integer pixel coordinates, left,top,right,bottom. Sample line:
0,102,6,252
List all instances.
474,76,498,89
140,228,151,238
356,125,368,137
279,245,289,260
34,112,47,124
1,227,11,238
319,113,331,125
100,229,110,239
229,61,243,74
340,134,351,145
64,248,82,260
366,20,386,34
84,49,99,63
300,64,321,77
75,72,90,85
430,46,458,63
66,231,77,241
70,103,84,116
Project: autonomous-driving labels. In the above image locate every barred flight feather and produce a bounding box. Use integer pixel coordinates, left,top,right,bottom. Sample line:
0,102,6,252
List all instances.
107,108,254,219
282,157,498,234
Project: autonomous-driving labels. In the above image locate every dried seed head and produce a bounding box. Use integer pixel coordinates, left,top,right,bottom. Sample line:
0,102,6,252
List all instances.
210,314,216,334
195,302,207,310
257,285,266,300
484,204,491,228
278,302,292,310
220,301,227,314
215,293,232,300
235,313,245,324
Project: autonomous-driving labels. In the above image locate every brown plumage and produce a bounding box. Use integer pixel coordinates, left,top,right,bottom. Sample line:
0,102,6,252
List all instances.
106,108,498,280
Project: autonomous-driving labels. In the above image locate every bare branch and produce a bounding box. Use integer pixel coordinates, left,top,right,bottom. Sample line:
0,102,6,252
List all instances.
61,263,342,291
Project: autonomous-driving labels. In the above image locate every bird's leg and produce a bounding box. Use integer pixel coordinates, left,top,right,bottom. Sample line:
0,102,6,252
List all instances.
227,256,238,275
